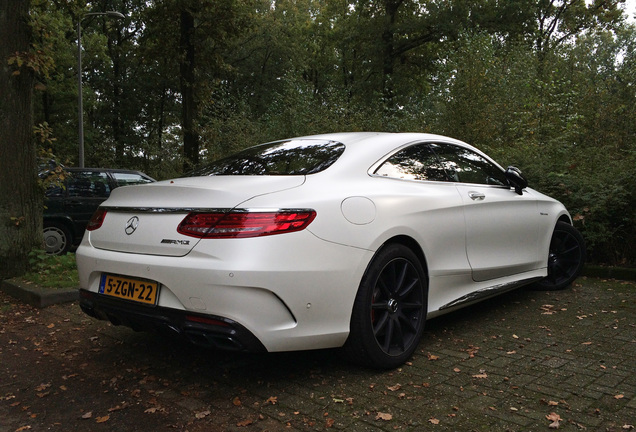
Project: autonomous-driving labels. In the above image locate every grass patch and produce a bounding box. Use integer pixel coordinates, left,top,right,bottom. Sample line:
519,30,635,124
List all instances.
22,250,79,289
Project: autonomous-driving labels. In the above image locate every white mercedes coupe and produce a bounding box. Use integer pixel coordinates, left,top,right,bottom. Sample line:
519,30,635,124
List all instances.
76,132,585,368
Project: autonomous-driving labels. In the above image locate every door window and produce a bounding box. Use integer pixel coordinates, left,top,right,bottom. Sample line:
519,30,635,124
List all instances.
374,144,450,182
430,144,508,186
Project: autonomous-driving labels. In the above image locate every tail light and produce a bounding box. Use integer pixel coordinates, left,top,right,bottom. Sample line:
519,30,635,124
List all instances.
177,210,316,239
87,208,107,231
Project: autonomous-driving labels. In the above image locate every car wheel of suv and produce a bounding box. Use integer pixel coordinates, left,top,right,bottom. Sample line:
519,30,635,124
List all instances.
344,244,427,369
43,223,72,255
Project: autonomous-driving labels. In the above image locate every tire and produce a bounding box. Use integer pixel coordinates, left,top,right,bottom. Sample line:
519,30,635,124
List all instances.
343,244,427,369
43,223,72,255
532,221,586,291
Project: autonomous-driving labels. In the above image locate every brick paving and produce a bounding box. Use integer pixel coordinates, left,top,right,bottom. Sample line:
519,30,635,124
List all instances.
1,277,634,431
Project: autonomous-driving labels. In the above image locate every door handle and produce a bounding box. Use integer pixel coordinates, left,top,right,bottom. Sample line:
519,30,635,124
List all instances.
468,191,486,201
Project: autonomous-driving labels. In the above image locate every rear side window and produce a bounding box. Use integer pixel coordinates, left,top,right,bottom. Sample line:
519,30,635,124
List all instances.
186,140,345,176
111,172,154,187
67,171,111,198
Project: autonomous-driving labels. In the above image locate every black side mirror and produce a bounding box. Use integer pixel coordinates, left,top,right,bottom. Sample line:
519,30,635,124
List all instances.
505,166,527,195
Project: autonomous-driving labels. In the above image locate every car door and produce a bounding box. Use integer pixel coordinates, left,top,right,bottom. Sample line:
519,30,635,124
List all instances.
430,143,542,282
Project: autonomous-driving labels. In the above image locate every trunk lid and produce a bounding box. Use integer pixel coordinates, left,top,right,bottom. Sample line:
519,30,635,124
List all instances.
87,176,305,256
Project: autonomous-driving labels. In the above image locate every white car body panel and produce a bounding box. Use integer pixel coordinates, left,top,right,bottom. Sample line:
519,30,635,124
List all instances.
76,132,573,354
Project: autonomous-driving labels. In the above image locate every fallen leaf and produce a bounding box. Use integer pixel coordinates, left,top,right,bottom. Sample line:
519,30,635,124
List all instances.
376,412,392,421
546,412,561,429
512,334,519,339
233,396,242,406
15,427,31,431
96,415,110,423
81,412,92,419
582,341,593,345
108,404,127,412
145,407,158,414
325,418,335,428
35,383,51,392
195,410,211,419
427,353,439,361
429,417,440,424
237,418,253,427
47,323,55,329
472,373,488,379
387,384,402,391
265,396,278,405
453,367,461,373
614,394,625,399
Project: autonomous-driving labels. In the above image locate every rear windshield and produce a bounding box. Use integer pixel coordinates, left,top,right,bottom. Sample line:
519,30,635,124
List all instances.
186,139,345,176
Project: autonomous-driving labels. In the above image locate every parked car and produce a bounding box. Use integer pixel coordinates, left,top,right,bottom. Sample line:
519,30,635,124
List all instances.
76,133,585,368
43,167,155,255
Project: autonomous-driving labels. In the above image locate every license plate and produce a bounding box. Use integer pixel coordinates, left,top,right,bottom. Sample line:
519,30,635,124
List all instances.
98,274,160,305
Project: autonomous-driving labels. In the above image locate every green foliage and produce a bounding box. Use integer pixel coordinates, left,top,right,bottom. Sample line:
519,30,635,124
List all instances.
25,1,636,265
23,250,79,289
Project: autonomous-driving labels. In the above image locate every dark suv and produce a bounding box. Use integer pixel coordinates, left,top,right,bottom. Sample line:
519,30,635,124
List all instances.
43,168,155,255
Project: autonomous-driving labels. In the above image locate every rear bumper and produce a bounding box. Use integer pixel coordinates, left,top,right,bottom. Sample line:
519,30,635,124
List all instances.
79,289,266,352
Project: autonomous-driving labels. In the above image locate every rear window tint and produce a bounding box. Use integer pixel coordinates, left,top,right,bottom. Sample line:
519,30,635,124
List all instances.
186,140,345,176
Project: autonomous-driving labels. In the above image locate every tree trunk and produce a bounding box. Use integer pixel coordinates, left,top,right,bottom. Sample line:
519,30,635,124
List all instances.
0,0,42,279
180,6,198,172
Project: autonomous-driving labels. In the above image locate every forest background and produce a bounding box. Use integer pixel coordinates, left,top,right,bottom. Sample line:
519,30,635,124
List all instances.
5,0,636,270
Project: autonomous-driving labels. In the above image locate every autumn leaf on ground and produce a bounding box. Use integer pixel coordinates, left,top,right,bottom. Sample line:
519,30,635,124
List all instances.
145,407,158,414
387,384,402,391
472,371,488,379
614,394,624,399
96,415,110,423
427,353,439,360
429,417,440,425
376,412,392,421
34,383,51,392
233,396,242,406
325,418,335,428
81,412,92,419
15,426,32,431
108,403,128,412
546,412,561,429
265,396,278,405
195,410,211,419
236,418,253,427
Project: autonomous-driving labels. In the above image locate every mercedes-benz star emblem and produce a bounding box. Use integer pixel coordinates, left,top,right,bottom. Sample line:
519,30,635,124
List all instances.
125,216,139,235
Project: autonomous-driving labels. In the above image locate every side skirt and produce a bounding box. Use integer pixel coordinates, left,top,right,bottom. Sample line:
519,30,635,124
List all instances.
438,277,543,311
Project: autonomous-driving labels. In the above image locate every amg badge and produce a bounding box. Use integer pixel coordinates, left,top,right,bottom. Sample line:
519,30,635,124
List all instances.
161,239,191,245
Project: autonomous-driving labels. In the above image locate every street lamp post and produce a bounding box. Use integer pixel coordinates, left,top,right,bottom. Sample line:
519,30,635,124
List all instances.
77,11,125,168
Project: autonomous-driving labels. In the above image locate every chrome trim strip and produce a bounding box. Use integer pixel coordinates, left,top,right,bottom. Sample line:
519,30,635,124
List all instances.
100,207,315,214
438,277,543,311
100,207,229,213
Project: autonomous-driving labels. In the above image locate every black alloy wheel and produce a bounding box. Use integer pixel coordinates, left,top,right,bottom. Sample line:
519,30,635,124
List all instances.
533,221,586,291
344,244,427,369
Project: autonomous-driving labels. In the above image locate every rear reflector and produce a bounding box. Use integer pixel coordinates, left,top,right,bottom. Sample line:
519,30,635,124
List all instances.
86,208,107,231
177,210,316,239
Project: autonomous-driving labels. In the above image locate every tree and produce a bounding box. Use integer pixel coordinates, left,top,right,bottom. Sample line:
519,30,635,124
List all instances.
0,0,42,279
